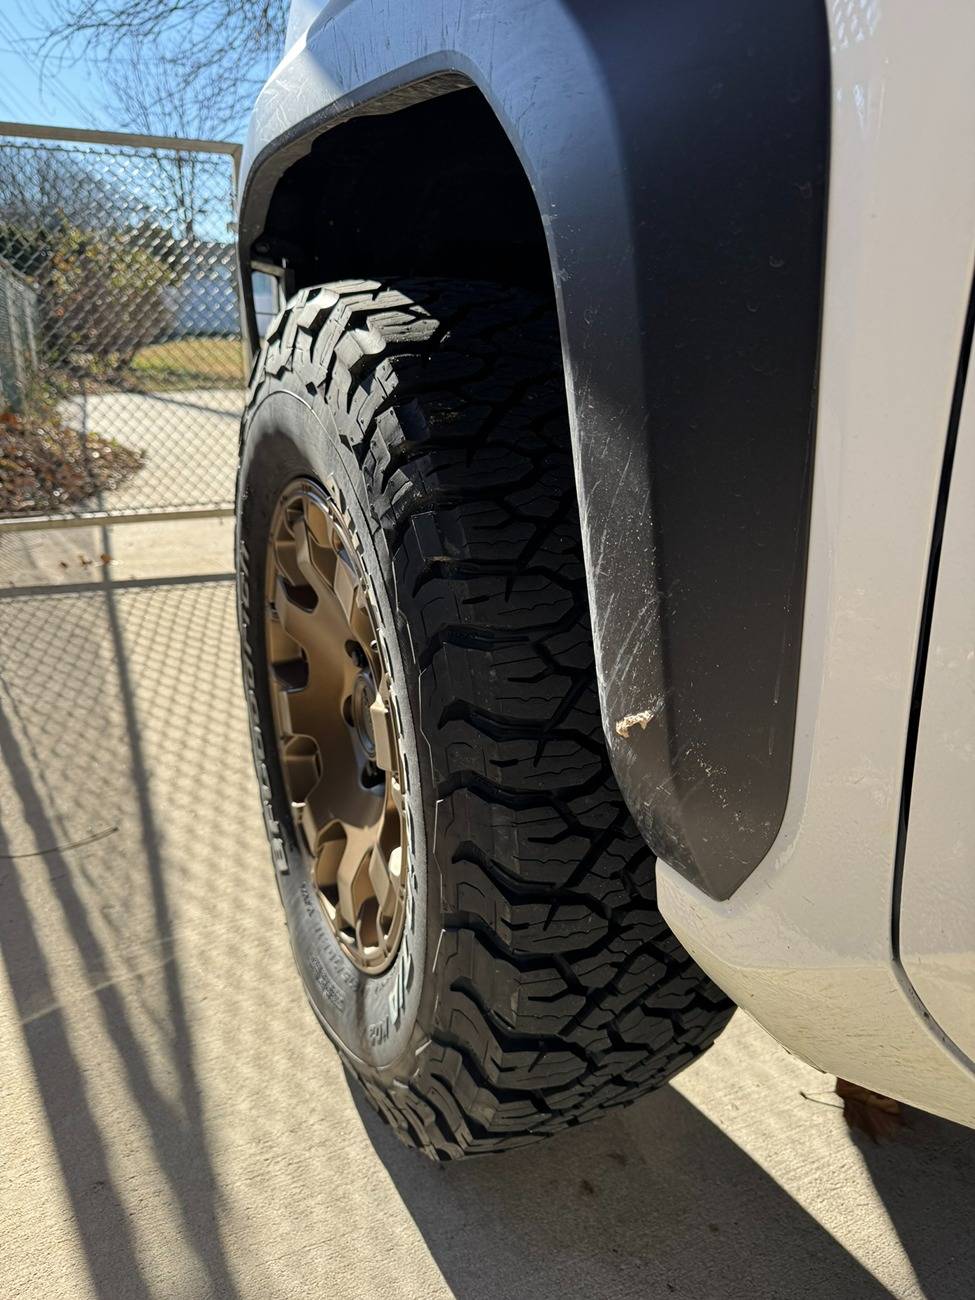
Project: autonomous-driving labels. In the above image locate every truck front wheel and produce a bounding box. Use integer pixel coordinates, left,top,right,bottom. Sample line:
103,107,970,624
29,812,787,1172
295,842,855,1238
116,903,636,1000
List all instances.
236,277,733,1158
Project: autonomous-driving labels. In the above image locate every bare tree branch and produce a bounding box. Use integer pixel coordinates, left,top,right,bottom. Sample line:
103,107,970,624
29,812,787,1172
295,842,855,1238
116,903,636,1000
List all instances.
42,0,287,138
48,0,285,55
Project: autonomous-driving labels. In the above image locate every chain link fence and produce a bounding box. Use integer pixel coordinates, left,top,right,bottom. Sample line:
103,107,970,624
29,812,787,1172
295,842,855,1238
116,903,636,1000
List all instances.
0,124,245,529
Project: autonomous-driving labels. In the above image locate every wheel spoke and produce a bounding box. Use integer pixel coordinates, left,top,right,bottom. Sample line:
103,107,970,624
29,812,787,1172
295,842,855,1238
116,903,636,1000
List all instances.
273,575,316,648
276,685,317,740
367,841,392,913
292,513,334,597
335,827,376,930
302,495,332,547
369,688,394,773
388,776,404,813
281,736,318,803
289,518,376,654
331,551,359,623
300,778,336,856
384,846,403,915
266,606,302,666
272,531,304,588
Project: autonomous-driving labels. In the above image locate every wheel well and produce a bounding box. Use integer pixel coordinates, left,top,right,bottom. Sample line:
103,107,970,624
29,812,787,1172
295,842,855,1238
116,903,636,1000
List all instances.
250,86,552,297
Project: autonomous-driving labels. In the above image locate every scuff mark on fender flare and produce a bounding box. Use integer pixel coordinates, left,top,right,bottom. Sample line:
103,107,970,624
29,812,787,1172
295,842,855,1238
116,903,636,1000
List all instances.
615,705,661,739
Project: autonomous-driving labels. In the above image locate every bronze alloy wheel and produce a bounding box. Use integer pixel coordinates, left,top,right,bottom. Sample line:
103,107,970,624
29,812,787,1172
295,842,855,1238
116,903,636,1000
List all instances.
264,478,407,973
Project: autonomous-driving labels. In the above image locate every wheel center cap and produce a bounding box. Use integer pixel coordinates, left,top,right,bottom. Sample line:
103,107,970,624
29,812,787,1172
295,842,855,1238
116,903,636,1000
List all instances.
351,671,377,758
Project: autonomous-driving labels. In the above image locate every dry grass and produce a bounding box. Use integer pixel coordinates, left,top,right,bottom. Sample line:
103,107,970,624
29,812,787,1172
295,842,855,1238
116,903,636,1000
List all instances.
130,337,245,390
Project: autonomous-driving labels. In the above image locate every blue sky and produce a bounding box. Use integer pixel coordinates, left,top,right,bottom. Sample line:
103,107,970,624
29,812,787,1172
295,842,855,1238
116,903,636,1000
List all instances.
0,0,257,139
0,0,123,131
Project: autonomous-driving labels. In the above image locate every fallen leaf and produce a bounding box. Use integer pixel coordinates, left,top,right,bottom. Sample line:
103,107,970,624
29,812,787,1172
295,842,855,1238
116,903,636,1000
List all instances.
0,410,144,516
836,1077,906,1142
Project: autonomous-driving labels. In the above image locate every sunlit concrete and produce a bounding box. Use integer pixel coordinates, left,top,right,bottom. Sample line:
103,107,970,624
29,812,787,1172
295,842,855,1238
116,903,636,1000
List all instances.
1,520,972,1300
58,387,242,514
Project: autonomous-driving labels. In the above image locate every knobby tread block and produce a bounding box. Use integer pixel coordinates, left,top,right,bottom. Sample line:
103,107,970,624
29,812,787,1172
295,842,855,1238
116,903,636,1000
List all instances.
241,278,733,1158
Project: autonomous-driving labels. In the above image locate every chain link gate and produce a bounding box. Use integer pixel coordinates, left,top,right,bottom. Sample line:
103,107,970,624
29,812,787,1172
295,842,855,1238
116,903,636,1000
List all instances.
0,123,245,531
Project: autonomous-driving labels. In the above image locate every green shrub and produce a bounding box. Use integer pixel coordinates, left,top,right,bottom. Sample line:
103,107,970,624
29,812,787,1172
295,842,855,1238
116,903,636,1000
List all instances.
40,225,176,369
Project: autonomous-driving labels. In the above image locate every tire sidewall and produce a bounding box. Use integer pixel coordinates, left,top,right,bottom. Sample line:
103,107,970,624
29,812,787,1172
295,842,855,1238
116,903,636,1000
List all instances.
237,386,434,1077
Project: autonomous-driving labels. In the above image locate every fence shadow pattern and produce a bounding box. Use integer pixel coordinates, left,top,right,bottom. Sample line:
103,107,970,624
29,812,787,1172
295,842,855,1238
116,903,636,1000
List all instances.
0,567,879,1299
0,130,244,521
0,571,268,1295
1,554,974,1296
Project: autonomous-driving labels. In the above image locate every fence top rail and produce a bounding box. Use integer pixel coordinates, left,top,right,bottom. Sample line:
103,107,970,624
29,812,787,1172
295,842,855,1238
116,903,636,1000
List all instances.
0,120,242,159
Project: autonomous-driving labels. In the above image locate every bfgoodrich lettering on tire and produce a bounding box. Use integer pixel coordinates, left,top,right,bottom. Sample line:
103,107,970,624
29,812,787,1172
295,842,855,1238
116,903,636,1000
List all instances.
236,278,733,1158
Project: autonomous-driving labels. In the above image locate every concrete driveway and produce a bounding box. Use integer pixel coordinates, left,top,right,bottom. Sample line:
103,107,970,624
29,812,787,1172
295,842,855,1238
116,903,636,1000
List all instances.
1,519,973,1300
61,387,243,513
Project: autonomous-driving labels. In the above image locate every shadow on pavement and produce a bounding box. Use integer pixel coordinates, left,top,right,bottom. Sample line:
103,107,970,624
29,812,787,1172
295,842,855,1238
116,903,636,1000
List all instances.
2,533,973,1300
139,390,244,420
0,734,154,1300
854,1107,975,1300
352,1078,891,1300
0,558,241,1300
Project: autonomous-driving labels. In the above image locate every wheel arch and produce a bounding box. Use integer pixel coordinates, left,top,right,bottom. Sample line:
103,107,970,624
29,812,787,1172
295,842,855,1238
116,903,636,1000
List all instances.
237,78,554,344
237,0,832,900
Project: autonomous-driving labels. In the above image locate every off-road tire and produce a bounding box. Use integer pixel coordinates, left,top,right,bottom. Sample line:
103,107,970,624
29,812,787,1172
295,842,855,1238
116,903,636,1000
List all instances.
237,278,733,1159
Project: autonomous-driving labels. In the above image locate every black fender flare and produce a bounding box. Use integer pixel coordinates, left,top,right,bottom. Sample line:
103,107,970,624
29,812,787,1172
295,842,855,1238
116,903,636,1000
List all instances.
238,0,831,898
